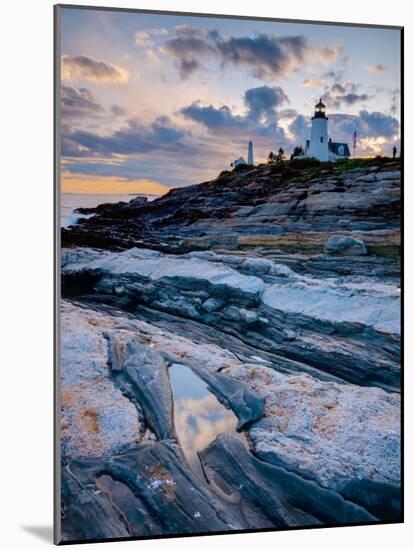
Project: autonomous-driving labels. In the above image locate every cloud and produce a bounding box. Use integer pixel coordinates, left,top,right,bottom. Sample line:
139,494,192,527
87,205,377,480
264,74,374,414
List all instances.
61,54,129,84
321,82,371,108
63,145,226,189
177,59,202,79
336,92,370,105
135,28,169,47
331,83,351,94
145,49,161,65
330,110,399,139
323,68,346,83
110,104,128,117
62,116,190,158
180,102,245,130
164,27,339,80
215,34,309,79
135,30,152,47
164,27,216,77
289,109,399,154
173,393,237,458
389,88,400,116
303,79,326,88
289,114,311,142
319,45,343,64
61,86,105,119
174,25,205,37
180,85,288,139
279,108,298,119
365,63,388,73
328,110,400,156
244,86,289,121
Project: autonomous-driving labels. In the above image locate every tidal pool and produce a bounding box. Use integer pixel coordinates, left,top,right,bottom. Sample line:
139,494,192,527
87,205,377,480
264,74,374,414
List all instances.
169,363,242,478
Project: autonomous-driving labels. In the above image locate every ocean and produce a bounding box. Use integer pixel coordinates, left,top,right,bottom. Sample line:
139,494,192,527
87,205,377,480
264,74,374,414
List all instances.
60,193,158,228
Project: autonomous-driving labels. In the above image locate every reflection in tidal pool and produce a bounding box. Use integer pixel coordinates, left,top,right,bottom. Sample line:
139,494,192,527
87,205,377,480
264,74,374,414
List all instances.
169,363,242,478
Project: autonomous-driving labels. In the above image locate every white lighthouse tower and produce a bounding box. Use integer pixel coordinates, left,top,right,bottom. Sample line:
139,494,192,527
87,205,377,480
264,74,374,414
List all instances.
307,99,329,161
247,140,254,165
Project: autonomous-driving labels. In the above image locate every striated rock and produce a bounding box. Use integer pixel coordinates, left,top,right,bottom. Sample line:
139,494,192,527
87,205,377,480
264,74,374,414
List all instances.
188,363,264,430
242,257,274,273
339,478,401,521
61,467,130,541
262,278,399,334
60,302,142,459
61,247,400,336
370,170,401,181
61,301,400,494
59,157,401,538
202,297,224,312
236,229,400,258
201,434,376,526
62,439,248,540
324,235,367,255
62,247,400,390
106,332,175,440
128,195,148,205
62,161,401,268
225,364,400,495
59,300,401,538
63,247,265,305
239,307,259,324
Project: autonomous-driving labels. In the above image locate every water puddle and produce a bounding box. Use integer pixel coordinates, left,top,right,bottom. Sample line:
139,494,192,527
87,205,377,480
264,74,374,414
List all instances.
169,363,243,479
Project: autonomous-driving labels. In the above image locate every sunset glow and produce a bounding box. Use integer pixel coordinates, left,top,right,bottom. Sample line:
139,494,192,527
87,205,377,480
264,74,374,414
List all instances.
61,172,169,195
59,7,401,193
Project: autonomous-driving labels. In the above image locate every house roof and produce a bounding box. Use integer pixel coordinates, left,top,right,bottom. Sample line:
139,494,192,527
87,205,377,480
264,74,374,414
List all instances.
233,157,246,164
329,141,351,156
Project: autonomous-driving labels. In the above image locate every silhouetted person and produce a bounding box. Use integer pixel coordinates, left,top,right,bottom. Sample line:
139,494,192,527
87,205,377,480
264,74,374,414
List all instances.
393,146,397,159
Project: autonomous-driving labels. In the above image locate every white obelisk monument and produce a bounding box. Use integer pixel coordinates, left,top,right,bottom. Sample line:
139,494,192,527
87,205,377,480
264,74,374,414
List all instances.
247,140,254,165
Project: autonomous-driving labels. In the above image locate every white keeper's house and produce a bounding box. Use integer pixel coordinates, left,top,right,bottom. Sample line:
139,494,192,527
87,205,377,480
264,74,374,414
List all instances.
304,99,350,161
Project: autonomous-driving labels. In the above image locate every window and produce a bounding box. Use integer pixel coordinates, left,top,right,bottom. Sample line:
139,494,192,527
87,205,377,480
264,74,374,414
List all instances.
320,137,323,143
339,145,344,155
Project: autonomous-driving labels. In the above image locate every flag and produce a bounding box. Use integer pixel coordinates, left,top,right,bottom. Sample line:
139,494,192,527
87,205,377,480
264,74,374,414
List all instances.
353,130,357,149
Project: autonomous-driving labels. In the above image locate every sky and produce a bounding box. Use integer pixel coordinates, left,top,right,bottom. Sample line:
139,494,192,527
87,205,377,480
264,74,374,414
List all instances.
59,7,401,194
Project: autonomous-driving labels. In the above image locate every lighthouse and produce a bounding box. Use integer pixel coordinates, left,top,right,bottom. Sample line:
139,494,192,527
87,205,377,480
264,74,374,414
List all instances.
231,140,255,168
247,140,254,165
303,99,350,161
307,99,329,161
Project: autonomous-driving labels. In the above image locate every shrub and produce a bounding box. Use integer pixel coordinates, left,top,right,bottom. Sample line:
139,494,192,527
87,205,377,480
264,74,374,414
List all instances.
218,169,231,178
234,163,253,172
289,157,321,169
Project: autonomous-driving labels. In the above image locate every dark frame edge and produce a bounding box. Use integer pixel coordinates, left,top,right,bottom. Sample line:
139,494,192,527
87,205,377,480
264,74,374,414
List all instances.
399,25,404,524
56,519,404,546
54,3,62,546
55,3,403,30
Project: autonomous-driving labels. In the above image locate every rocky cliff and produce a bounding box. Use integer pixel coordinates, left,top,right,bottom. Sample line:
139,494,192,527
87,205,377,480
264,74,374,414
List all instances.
60,158,401,541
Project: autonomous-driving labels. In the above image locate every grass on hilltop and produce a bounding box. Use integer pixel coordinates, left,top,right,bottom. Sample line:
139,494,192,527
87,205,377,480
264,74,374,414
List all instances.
216,155,400,185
